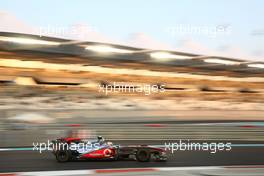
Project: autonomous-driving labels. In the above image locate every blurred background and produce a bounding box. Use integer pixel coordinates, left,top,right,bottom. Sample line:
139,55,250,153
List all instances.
0,31,264,146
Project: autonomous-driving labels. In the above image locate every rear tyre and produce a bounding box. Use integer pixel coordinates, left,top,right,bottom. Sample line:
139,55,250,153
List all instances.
136,149,150,162
56,150,71,163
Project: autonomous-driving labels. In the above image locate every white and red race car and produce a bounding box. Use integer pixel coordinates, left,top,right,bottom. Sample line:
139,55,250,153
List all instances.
52,136,167,162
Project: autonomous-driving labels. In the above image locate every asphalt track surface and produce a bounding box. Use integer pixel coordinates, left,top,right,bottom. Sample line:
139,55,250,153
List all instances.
1,141,264,173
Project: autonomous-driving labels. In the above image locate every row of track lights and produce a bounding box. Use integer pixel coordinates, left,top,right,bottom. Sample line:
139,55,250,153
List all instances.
0,36,263,68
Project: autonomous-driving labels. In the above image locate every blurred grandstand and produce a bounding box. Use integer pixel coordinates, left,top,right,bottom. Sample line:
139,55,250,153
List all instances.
0,31,263,112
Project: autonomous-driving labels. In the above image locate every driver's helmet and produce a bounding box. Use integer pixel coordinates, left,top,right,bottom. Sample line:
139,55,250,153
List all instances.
97,136,105,144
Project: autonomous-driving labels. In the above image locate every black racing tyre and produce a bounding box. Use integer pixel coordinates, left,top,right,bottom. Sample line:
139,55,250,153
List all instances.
136,149,150,162
56,150,71,163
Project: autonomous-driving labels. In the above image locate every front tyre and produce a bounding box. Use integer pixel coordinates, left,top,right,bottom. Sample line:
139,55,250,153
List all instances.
56,150,71,162
136,149,150,162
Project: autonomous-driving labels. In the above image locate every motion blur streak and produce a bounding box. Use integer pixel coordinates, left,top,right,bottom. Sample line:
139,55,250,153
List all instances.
0,58,264,82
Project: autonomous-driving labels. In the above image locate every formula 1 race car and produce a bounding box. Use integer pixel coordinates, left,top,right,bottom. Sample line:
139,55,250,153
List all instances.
52,136,167,162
